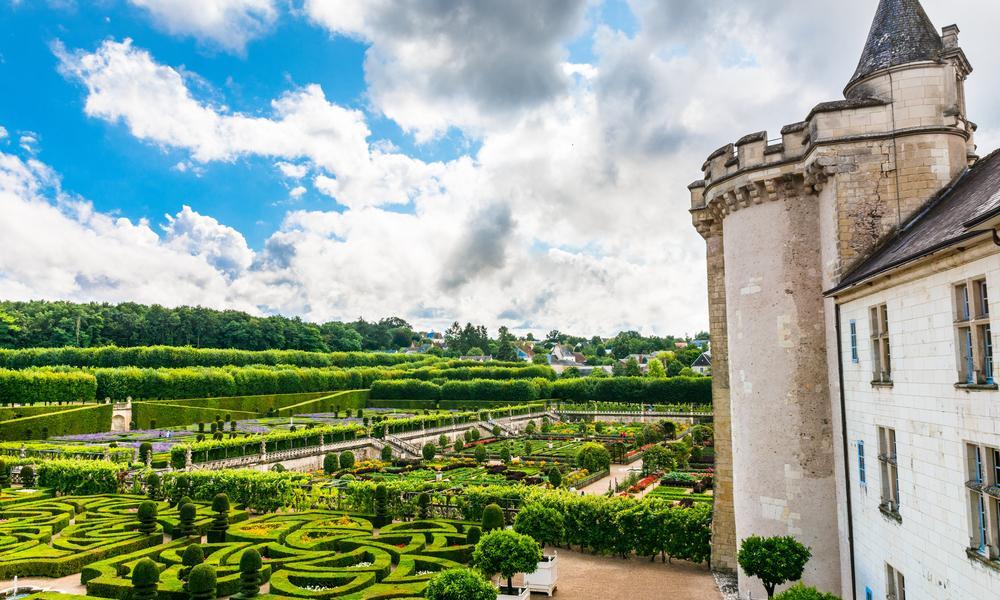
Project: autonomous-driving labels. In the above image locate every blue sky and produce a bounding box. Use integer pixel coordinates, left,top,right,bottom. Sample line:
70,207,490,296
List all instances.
0,0,997,336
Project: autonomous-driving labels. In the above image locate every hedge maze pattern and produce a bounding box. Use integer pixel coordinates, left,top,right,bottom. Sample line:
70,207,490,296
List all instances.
1,494,473,599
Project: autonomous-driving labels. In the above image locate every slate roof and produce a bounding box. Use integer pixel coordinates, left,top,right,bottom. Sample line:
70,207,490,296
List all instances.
848,0,943,91
831,149,1000,293
692,352,712,368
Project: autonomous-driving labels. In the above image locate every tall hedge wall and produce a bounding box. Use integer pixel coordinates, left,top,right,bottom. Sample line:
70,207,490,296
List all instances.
0,369,98,405
131,402,258,430
138,391,333,412
275,389,368,416
0,404,112,441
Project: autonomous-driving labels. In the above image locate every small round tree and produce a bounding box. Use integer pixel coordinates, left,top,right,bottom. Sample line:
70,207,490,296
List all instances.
773,584,841,600
19,465,34,487
438,434,449,449
575,442,611,473
137,500,158,534
424,568,497,600
373,483,391,527
499,445,512,465
187,563,217,600
207,493,230,543
146,472,161,499
380,445,393,461
491,424,501,437
179,543,204,584
139,442,153,463
417,492,431,519
524,421,536,435
513,504,564,548
178,502,198,537
481,503,505,533
473,529,542,593
323,453,338,474
466,525,482,545
422,443,437,461
737,535,812,599
0,459,9,487
474,445,488,464
236,547,263,598
131,557,159,600
453,439,464,453
339,451,355,470
547,466,562,488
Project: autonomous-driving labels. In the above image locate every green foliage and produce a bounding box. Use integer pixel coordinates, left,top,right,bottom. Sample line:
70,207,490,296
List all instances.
138,442,153,464
641,445,676,475
137,501,158,534
187,563,217,600
130,557,159,600
473,529,542,590
499,445,512,465
738,536,813,598
146,472,161,499
323,453,338,474
178,502,198,537
424,568,497,600
647,357,666,378
417,492,431,519
0,403,112,442
473,445,488,464
19,464,35,486
171,422,362,468
438,434,449,449
547,466,562,488
575,442,611,474
773,584,841,600
338,450,355,470
163,469,303,512
373,483,391,527
36,459,127,494
236,548,263,598
513,504,565,547
465,526,481,545
481,503,505,533
180,544,204,582
422,443,437,461
380,445,393,461
453,439,464,452
0,368,97,405
208,493,230,543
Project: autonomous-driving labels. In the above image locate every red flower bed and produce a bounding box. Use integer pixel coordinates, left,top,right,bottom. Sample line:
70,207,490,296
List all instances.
627,474,659,493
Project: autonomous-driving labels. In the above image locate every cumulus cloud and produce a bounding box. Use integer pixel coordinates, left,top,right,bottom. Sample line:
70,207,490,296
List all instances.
163,205,254,277
128,0,277,53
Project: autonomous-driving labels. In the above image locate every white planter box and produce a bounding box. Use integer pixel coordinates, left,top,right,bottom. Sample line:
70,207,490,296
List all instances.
524,552,558,596
497,586,530,600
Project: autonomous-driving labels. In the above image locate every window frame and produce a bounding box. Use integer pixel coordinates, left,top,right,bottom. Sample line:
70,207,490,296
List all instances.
858,439,867,487
870,304,891,384
954,278,994,386
965,441,1000,559
877,426,900,517
849,319,859,363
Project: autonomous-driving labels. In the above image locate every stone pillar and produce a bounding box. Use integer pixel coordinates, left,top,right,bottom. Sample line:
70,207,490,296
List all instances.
184,447,192,469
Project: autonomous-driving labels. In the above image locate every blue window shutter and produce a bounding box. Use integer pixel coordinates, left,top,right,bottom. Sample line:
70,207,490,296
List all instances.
849,320,858,363
865,587,872,600
858,440,866,485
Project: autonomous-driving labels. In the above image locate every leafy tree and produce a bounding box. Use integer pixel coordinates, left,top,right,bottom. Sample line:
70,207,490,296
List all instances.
187,563,217,600
424,568,497,600
236,548,263,598
561,366,581,379
547,466,562,488
131,557,159,600
323,453,338,474
491,424,502,437
576,442,611,473
380,445,393,461
473,529,542,592
647,357,666,378
513,504,565,548
474,445,488,464
641,445,676,475
667,360,685,377
453,439,464,452
524,421,537,434
773,584,841,600
439,434,449,449
178,502,198,537
422,443,437,461
531,354,549,365
738,536,812,598
137,500,158,534
523,440,533,457
146,472,161,499
139,442,153,463
208,493,230,543
339,451,355,470
624,357,642,377
466,347,484,357
481,503,505,533
466,526,482,545
499,445,513,464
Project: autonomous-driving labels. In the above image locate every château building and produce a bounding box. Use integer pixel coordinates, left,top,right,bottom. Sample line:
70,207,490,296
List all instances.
689,0,1000,597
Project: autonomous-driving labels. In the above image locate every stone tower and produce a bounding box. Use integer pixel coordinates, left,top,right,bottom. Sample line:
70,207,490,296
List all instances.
689,0,975,596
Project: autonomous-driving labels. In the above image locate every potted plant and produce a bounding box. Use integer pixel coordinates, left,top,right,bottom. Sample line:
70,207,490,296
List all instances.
473,529,541,600
512,504,563,595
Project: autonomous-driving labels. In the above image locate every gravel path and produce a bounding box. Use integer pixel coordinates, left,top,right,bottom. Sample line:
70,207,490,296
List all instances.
579,460,644,495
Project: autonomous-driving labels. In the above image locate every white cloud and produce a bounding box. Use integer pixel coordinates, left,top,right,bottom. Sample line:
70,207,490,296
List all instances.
275,161,307,179
128,0,277,53
163,205,254,277
0,126,7,140
289,185,306,199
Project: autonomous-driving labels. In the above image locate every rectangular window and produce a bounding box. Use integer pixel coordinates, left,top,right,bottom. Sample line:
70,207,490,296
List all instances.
967,442,1000,558
878,427,899,514
955,279,994,385
885,564,905,600
858,440,867,486
870,304,891,384
850,320,859,363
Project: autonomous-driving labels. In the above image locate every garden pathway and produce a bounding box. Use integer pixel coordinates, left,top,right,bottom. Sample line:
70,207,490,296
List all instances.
518,547,721,599
578,459,644,495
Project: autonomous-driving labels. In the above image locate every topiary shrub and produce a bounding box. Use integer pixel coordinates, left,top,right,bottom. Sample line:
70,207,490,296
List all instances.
380,445,393,461
466,526,481,545
19,465,35,487
499,445,512,465
417,492,431,519
131,557,159,600
187,563,217,600
738,535,812,599
339,451,355,470
422,443,436,461
576,442,611,473
424,568,497,600
474,445,488,464
547,466,562,488
491,425,501,437
323,453,338,474
773,584,841,600
236,547,263,598
137,500,158,534
373,483,391,527
180,543,204,585
473,529,542,593
146,472,161,499
438,434,448,449
177,502,198,537
481,503,504,533
453,439,464,453
513,504,564,548
207,493,230,543
0,459,9,488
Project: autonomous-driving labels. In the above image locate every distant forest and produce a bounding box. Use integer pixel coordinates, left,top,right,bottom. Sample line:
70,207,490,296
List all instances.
0,300,706,358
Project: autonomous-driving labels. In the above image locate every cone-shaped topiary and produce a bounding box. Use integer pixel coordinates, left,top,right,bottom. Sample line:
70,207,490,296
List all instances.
146,472,161,499
481,503,504,533
19,465,34,487
466,526,482,545
0,459,9,487
323,453,338,474
207,493,230,543
547,466,562,488
187,563,217,600
373,483,390,527
137,500,158,534
417,492,431,519
139,442,153,464
178,502,198,537
131,557,159,600
236,548,263,598
180,543,204,586
380,445,393,461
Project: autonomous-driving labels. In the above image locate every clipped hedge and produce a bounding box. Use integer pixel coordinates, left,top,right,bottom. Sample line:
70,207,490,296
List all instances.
550,376,711,405
131,402,256,430
0,403,112,441
170,424,364,468
275,389,368,416
0,368,97,405
162,469,305,512
36,459,128,494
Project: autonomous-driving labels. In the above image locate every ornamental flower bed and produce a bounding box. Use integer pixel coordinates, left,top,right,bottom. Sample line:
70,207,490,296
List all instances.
627,474,659,494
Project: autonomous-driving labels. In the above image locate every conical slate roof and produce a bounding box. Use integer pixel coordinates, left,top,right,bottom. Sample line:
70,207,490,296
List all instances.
848,0,943,90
